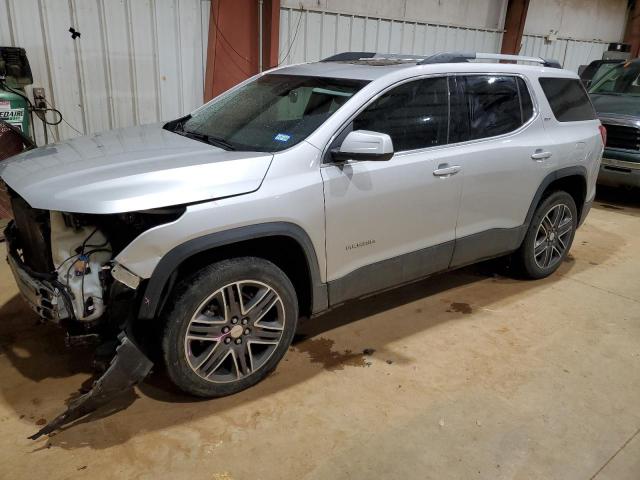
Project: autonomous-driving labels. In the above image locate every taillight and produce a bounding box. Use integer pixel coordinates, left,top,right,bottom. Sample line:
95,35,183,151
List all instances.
599,124,607,146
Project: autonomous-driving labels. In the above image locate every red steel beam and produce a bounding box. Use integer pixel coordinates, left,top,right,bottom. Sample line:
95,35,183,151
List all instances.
500,0,531,55
204,0,280,102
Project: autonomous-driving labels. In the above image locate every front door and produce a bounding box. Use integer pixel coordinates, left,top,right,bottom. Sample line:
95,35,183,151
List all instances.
321,76,462,304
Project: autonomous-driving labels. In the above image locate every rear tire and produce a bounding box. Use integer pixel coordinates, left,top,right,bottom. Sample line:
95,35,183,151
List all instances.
161,257,298,398
513,191,577,279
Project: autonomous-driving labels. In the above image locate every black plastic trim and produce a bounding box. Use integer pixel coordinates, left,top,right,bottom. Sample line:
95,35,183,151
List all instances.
321,52,376,62
330,149,394,162
138,222,328,319
328,241,454,306
450,226,526,269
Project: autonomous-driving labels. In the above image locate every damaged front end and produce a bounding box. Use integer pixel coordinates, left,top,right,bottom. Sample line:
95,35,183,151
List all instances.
4,192,184,438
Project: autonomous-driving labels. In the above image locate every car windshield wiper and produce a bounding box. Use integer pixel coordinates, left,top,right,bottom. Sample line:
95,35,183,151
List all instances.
180,130,236,150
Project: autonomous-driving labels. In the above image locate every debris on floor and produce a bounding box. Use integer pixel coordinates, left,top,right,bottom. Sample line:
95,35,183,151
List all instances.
28,333,152,440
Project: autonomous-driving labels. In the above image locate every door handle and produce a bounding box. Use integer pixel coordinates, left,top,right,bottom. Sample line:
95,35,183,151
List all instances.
433,164,461,177
531,150,552,161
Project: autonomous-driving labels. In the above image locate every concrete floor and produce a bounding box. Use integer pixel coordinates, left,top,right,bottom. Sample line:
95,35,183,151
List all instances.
0,188,639,479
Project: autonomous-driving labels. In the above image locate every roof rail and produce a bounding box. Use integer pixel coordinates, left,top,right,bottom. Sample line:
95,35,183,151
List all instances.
320,51,562,68
418,52,562,69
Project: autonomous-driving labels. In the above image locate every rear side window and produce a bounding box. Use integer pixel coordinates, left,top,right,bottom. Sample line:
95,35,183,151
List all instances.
539,77,596,122
353,76,448,151
449,75,534,142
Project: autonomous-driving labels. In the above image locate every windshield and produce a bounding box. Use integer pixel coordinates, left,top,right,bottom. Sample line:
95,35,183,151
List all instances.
172,74,368,152
589,62,640,96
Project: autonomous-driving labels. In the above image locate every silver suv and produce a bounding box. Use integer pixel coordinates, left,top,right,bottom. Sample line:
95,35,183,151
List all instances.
1,52,603,403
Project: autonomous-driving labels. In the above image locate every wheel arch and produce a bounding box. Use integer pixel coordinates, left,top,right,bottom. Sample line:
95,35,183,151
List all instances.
138,222,328,320
522,166,588,240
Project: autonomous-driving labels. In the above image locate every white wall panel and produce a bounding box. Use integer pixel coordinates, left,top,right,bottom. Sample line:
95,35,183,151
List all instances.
521,35,610,72
281,0,508,30
278,7,503,66
2,0,209,144
525,0,627,42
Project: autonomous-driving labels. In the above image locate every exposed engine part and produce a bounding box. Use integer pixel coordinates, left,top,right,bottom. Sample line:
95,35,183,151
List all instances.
50,212,112,321
29,332,153,440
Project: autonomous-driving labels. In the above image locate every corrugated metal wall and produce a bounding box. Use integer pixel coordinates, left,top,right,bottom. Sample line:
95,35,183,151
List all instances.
278,6,613,74
521,35,610,73
278,7,504,65
0,0,210,144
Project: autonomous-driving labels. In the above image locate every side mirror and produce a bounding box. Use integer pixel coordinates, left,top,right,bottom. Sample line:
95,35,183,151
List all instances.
331,130,394,162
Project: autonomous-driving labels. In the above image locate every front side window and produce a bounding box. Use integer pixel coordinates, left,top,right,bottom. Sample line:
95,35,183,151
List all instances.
450,75,529,142
172,74,368,152
540,77,596,122
353,77,449,151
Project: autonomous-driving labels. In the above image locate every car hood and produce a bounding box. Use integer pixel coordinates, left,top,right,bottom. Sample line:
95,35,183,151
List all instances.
0,124,273,214
591,94,640,117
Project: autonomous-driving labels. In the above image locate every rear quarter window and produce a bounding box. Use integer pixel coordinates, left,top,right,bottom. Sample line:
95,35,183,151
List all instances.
539,77,596,122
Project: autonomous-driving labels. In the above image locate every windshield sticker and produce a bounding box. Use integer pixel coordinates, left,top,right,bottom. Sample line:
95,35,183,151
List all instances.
274,133,291,142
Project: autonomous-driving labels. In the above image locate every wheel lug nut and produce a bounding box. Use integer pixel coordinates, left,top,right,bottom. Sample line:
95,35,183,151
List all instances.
235,338,242,344
231,317,238,324
224,337,231,344
244,328,251,335
241,318,248,325
222,326,230,333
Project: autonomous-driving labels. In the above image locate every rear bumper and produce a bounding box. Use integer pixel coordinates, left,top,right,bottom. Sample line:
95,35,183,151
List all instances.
597,158,640,188
4,222,71,322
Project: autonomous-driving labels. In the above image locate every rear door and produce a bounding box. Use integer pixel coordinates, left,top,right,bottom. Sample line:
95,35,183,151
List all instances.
447,74,551,267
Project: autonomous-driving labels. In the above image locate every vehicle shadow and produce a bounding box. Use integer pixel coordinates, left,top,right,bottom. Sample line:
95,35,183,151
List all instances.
594,185,640,217
0,222,622,450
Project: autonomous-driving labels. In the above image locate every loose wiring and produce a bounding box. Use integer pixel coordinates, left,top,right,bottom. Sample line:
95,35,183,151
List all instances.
56,227,111,318
43,97,83,135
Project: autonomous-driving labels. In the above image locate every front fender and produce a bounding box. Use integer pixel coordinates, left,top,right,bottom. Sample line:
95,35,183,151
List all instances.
136,222,327,319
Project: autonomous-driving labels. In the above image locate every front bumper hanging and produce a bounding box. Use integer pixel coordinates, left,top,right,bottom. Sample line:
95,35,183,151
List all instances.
29,332,153,440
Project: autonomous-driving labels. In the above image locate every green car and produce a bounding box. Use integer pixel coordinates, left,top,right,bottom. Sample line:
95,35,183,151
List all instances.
589,59,640,188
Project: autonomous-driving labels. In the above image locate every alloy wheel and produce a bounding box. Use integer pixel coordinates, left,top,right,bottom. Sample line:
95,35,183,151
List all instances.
533,203,573,269
184,280,285,383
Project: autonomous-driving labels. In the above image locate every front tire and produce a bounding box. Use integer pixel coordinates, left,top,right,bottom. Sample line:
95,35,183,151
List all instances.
513,191,577,279
161,257,298,398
